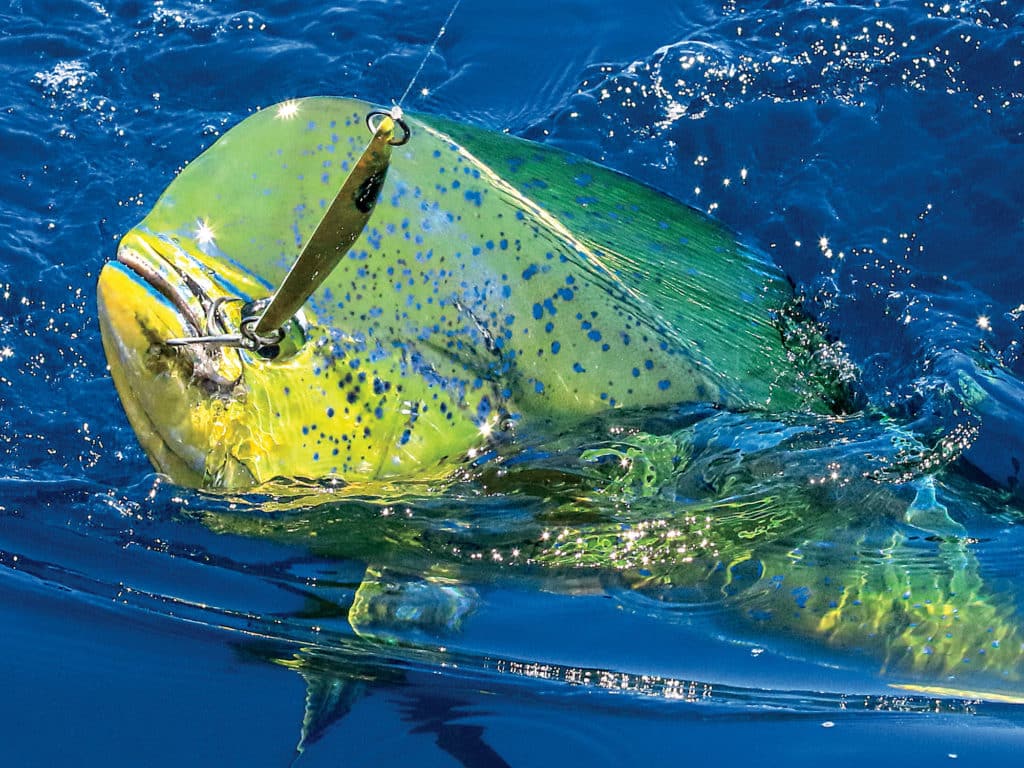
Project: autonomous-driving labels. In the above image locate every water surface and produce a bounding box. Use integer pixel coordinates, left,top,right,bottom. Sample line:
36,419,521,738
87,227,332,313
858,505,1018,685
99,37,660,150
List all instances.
2,0,1024,765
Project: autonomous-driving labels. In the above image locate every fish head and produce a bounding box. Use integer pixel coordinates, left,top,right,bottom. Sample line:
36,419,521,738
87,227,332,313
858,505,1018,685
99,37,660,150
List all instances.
98,224,490,489
98,99,523,491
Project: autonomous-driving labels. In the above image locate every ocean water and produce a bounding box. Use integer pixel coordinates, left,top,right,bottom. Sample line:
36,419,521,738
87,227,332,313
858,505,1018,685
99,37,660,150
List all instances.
3,0,1024,765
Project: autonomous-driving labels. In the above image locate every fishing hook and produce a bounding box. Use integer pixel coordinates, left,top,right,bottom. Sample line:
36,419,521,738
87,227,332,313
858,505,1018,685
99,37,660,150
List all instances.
165,297,284,350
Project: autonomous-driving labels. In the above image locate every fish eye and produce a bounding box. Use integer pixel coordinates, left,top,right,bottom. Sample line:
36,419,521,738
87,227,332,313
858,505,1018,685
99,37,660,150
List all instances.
238,299,308,362
256,318,306,361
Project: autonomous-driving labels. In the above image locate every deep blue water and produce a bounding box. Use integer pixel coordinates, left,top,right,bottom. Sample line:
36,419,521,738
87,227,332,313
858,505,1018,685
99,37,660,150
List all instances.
3,0,1024,765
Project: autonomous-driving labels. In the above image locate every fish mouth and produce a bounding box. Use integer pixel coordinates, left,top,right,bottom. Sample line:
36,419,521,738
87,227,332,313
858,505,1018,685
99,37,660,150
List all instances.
113,231,223,339
103,229,258,394
115,244,203,335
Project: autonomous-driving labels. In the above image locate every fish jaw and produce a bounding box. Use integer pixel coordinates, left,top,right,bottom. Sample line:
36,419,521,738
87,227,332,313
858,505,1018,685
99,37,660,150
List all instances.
96,230,254,487
98,260,211,485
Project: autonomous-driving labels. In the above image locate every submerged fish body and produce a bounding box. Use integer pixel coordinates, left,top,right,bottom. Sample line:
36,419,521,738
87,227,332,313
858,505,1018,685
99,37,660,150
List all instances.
201,408,1024,705
98,96,847,489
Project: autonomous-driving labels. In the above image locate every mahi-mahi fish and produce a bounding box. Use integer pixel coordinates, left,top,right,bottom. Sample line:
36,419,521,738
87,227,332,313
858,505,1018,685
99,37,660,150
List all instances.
97,96,855,489
96,98,1024,713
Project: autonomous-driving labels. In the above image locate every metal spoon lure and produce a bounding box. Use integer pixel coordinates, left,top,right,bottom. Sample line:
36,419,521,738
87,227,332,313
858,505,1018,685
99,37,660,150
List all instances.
252,106,408,337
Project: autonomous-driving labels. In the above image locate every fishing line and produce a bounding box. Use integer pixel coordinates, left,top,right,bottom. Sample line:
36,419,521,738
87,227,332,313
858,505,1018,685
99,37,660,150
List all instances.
396,0,463,107
368,0,464,141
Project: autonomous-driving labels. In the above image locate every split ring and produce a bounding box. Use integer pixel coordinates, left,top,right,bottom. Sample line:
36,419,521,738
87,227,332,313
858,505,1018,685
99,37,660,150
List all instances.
366,109,411,146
